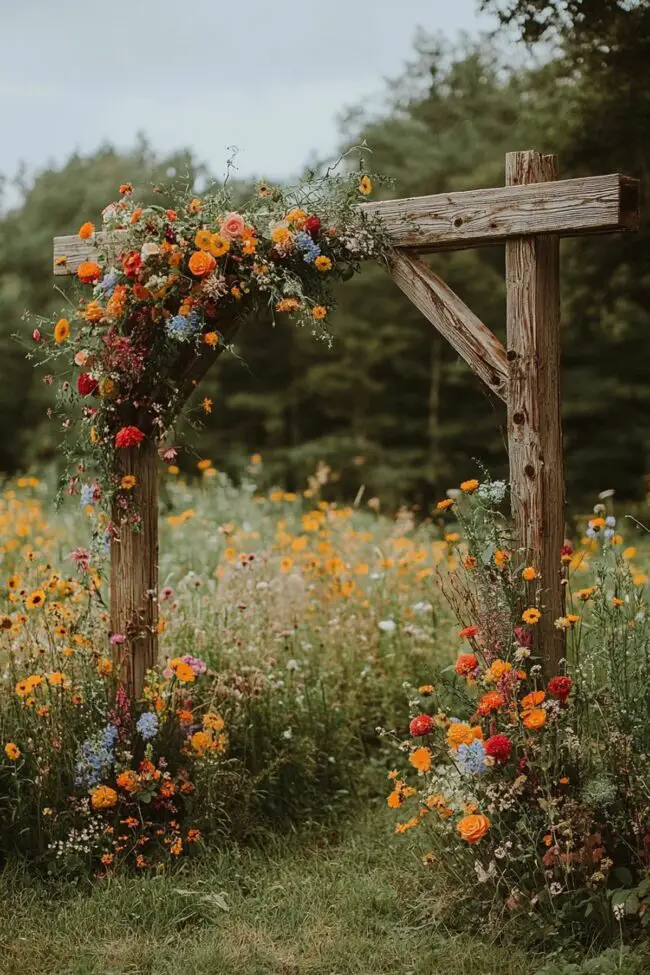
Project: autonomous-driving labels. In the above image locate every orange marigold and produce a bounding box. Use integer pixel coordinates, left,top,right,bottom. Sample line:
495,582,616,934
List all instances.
90,785,118,809
77,261,102,284
78,221,95,239
408,747,432,773
477,690,504,716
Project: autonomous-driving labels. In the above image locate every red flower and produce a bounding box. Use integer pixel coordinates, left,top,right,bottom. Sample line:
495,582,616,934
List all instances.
77,373,98,397
485,734,512,764
305,216,321,237
122,251,142,277
455,653,478,677
409,714,434,737
32,328,41,343
561,542,573,558
115,426,145,449
459,626,479,639
547,676,573,702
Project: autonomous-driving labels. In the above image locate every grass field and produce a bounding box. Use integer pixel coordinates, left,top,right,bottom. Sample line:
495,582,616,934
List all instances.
1,806,542,975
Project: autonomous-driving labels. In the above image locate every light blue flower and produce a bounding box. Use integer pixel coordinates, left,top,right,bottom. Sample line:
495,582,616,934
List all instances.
74,724,118,788
166,311,200,342
456,738,487,776
295,231,321,263
80,484,98,507
136,712,159,740
98,269,119,297
605,516,616,527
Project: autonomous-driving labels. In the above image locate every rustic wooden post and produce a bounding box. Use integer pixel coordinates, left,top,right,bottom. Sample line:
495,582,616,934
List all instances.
505,151,565,673
110,438,159,695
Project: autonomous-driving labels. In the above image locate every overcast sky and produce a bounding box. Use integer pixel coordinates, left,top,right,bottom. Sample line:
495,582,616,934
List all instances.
2,0,493,190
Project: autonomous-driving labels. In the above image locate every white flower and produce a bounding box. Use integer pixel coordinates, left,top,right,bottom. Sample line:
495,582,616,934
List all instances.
286,659,300,672
282,728,293,740
378,619,396,633
413,601,432,613
141,242,160,261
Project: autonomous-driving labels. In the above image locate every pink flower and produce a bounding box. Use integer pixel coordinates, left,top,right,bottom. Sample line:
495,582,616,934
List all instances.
161,586,174,601
219,212,245,240
32,328,41,342
70,547,91,572
159,446,177,462
110,633,127,645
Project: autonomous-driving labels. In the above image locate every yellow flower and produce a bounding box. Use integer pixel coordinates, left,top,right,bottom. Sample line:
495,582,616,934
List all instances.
311,305,327,320
96,657,113,676
197,459,212,471
202,397,213,415
208,234,230,258
195,229,213,250
522,566,538,581
409,747,432,773
285,208,308,228
168,465,180,475
203,712,225,732
90,785,118,809
47,671,67,687
54,318,70,343
447,722,483,751
4,742,21,760
485,659,512,682
314,255,332,272
460,479,479,493
521,607,541,625
358,175,373,195
120,475,136,490
623,547,637,560
271,225,292,246
280,557,294,574
25,589,46,610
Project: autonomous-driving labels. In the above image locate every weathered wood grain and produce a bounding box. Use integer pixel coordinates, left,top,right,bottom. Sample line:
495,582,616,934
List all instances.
110,438,159,696
363,173,639,250
505,150,565,676
53,172,639,273
387,251,508,401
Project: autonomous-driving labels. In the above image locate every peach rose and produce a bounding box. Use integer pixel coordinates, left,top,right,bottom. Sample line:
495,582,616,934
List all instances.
219,212,246,240
457,813,491,844
188,250,216,277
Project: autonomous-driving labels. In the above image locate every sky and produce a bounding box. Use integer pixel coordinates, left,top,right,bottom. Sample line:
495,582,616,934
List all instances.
1,0,494,190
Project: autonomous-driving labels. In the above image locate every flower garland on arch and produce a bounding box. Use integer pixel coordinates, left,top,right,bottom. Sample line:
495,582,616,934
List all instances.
31,167,388,532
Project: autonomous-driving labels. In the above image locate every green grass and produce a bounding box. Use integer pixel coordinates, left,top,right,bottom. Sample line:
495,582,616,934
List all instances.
0,806,539,975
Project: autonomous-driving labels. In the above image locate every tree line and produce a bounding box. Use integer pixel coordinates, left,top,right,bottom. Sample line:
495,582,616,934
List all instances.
1,1,648,509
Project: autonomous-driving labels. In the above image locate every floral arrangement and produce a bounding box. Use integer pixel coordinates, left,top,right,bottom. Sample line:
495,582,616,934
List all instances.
31,166,386,523
386,479,650,943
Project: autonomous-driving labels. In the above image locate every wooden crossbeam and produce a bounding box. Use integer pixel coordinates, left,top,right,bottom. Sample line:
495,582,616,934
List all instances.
386,252,508,401
363,173,639,250
53,171,640,275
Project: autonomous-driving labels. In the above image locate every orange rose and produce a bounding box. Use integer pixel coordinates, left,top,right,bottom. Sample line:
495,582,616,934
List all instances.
523,708,546,730
457,813,491,844
188,250,216,277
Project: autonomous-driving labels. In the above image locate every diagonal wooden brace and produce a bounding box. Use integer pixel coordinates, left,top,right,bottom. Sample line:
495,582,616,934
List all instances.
386,251,509,401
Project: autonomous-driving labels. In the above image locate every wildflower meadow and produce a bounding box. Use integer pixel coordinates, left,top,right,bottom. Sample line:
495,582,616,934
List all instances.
0,460,649,973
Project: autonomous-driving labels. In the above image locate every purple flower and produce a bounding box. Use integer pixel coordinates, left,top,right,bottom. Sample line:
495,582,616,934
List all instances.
182,654,207,676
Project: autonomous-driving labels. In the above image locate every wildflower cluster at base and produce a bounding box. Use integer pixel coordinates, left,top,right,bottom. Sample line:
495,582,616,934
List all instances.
385,478,650,943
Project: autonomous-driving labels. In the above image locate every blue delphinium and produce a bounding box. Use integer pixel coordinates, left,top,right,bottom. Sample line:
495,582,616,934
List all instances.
456,738,487,776
166,311,200,342
74,724,118,788
80,484,96,507
136,712,159,740
98,269,119,297
295,231,321,264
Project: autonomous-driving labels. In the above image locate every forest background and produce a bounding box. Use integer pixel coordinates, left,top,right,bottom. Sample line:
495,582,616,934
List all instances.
1,0,648,511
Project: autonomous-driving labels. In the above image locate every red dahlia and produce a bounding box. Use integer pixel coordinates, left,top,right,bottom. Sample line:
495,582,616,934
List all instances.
547,676,573,702
485,734,513,764
114,425,145,449
77,373,98,397
409,714,434,737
